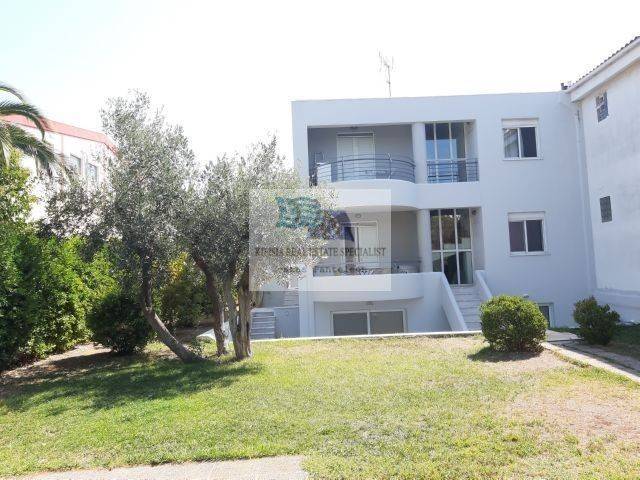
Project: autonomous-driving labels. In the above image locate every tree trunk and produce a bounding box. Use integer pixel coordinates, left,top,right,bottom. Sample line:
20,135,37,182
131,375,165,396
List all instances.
192,254,228,356
141,262,202,363
223,277,252,360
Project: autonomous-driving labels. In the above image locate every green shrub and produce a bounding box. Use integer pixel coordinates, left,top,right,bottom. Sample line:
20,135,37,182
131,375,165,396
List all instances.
573,296,620,345
159,253,209,330
87,290,153,354
480,295,547,352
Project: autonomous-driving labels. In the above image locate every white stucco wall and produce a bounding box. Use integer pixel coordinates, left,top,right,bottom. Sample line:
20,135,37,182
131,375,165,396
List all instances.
573,57,640,322
292,92,592,327
16,125,111,219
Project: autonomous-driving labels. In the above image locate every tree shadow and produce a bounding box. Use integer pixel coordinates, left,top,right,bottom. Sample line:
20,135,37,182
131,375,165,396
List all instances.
1,350,261,415
468,346,542,363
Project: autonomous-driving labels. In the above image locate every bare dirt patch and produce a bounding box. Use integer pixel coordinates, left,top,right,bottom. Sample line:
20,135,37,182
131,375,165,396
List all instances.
470,348,572,375
510,380,640,444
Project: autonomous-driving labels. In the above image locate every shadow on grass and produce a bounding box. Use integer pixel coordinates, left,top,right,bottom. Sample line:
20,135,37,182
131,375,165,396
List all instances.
468,346,542,363
1,350,261,414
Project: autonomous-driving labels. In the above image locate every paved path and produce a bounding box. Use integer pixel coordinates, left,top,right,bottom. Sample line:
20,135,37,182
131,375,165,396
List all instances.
11,456,307,480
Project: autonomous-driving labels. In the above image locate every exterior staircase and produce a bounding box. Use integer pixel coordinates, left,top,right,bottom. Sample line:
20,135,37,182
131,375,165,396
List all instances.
250,308,276,340
283,289,299,307
452,285,483,331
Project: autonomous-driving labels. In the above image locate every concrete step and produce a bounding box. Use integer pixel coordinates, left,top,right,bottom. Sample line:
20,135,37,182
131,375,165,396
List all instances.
460,307,480,316
457,299,482,307
465,321,482,330
251,332,276,340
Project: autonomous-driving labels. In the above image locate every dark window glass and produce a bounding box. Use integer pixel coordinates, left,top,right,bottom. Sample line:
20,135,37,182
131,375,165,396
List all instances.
538,305,551,325
509,221,525,252
432,252,442,273
456,209,471,249
440,209,456,250
370,311,404,334
435,123,451,159
458,251,473,284
430,210,441,250
600,196,612,222
526,220,544,252
442,251,458,284
520,127,537,157
425,123,436,160
451,122,466,159
596,92,608,122
333,313,368,336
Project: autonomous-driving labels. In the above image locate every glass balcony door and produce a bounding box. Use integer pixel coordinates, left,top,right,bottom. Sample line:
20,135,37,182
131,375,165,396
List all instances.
337,133,375,180
430,208,473,285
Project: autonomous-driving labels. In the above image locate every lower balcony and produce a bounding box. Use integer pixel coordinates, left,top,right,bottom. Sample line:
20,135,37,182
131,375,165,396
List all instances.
313,260,420,276
427,158,479,183
310,154,415,185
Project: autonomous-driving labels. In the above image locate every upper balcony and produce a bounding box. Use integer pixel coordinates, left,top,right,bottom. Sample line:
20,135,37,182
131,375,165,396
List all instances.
307,122,479,187
310,154,415,185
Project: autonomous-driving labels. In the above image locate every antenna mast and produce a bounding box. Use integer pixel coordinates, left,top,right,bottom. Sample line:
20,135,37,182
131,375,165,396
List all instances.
378,51,394,97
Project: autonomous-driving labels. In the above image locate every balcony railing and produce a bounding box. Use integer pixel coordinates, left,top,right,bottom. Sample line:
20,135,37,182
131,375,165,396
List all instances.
427,158,479,183
313,260,420,276
310,154,415,185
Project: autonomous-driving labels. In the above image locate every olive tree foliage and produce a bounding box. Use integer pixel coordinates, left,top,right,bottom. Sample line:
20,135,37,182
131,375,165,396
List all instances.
179,138,332,360
47,91,202,362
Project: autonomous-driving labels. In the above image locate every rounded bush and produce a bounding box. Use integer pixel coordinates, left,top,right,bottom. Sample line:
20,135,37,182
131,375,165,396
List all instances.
480,295,547,352
87,291,153,354
573,296,620,345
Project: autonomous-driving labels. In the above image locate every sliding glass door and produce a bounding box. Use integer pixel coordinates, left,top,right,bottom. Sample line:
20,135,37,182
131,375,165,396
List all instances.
430,208,473,285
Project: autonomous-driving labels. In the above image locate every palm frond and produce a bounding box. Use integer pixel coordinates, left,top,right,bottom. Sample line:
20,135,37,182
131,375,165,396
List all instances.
0,100,49,139
0,82,25,102
3,122,55,176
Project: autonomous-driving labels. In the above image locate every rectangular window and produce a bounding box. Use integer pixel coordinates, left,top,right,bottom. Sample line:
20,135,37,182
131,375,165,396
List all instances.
537,304,553,327
596,92,608,122
425,122,467,160
431,208,473,285
508,213,546,254
599,196,612,222
68,154,82,174
502,120,539,159
332,310,405,336
86,162,98,183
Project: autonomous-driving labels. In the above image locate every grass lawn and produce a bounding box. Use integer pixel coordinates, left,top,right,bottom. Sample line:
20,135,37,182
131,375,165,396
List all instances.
2,336,640,479
553,324,640,361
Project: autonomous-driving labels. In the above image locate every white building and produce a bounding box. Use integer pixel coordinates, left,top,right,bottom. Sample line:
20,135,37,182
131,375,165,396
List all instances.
254,37,640,339
4,115,114,219
567,36,640,326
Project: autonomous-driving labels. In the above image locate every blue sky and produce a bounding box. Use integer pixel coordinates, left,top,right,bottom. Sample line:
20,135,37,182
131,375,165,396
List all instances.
2,0,637,165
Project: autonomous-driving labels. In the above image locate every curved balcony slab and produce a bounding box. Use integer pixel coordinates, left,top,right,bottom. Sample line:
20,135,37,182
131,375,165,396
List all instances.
310,272,424,302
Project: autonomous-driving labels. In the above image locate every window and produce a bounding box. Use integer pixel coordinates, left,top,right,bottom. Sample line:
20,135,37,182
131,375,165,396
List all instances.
537,303,553,327
502,120,539,159
596,92,608,122
508,213,546,254
332,310,405,336
68,154,82,174
599,196,612,222
425,122,466,160
86,162,98,183
431,209,473,284
342,222,378,265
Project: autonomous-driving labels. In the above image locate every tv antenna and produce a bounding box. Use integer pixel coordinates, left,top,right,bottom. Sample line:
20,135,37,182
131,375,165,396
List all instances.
378,51,394,97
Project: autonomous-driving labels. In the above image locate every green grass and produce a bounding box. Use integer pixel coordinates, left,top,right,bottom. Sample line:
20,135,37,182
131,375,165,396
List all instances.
552,324,640,361
1,336,640,479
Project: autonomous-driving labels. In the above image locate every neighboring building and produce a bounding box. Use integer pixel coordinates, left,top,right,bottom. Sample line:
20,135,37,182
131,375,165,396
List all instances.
566,36,640,325
255,37,640,339
4,115,114,219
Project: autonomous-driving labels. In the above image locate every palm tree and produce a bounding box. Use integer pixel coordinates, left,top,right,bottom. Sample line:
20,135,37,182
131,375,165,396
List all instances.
0,82,55,175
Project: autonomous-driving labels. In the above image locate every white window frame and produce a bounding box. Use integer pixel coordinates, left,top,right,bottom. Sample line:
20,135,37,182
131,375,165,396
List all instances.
502,119,541,161
330,309,406,336
342,221,379,265
507,212,548,256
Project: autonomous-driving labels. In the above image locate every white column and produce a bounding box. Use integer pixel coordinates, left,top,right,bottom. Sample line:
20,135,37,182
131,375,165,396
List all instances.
416,209,433,272
411,122,427,183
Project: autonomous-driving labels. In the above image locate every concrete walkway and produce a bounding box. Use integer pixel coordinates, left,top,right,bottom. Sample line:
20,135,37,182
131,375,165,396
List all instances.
11,456,307,480
543,330,640,384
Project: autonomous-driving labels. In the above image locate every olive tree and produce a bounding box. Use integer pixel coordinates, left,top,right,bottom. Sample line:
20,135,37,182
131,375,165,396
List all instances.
48,91,201,362
185,138,332,360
